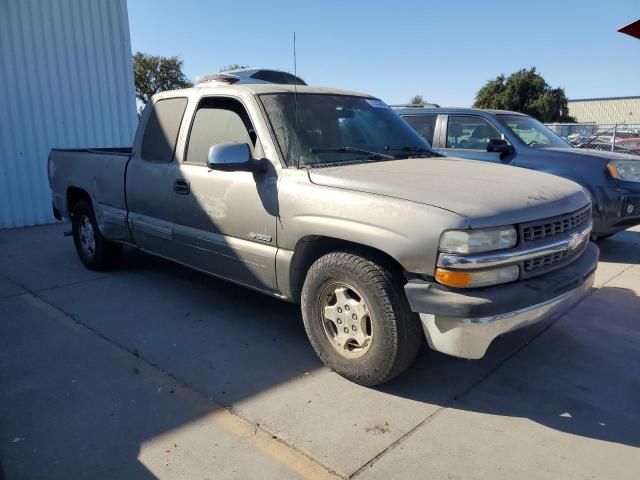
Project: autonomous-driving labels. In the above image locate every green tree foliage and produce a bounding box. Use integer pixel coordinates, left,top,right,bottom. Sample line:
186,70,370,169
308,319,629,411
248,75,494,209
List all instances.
133,52,193,104
473,68,574,122
410,94,426,105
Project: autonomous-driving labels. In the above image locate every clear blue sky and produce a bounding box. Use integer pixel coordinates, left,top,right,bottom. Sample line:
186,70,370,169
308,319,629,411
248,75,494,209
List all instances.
128,0,639,106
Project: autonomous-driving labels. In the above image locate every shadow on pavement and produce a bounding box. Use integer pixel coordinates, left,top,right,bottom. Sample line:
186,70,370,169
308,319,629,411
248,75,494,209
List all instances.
597,230,640,264
2,225,639,478
379,284,640,449
89,249,640,451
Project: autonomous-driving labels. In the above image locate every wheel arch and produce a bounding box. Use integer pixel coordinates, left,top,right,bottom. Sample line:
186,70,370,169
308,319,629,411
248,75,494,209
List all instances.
66,186,92,217
286,235,406,304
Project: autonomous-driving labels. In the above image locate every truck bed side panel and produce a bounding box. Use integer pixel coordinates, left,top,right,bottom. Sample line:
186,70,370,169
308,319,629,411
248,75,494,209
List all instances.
50,150,132,242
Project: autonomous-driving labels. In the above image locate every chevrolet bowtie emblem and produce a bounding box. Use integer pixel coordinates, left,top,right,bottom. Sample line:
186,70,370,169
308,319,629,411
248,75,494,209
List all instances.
567,232,585,252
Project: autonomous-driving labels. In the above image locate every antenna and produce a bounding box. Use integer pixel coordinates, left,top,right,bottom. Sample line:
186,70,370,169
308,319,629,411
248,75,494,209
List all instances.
294,32,300,169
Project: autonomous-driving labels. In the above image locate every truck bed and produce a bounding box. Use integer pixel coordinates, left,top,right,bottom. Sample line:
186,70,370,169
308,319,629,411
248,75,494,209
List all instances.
49,147,132,243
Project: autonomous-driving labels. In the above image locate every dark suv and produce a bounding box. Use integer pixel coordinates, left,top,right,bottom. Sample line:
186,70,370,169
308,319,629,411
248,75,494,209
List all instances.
396,107,640,238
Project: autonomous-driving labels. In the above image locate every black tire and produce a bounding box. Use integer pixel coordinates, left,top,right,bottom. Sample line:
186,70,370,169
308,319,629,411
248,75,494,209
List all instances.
592,232,615,241
301,250,422,386
71,200,121,271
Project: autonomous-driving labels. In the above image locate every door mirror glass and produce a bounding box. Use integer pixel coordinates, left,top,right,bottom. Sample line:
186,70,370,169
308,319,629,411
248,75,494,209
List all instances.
486,138,513,154
207,142,253,171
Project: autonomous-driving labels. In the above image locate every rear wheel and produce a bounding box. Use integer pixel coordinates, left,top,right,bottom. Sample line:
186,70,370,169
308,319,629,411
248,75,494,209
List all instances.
301,251,422,386
71,200,121,271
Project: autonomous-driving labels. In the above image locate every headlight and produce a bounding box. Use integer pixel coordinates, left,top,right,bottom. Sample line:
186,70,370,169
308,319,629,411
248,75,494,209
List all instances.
439,226,517,254
435,265,519,288
607,160,640,183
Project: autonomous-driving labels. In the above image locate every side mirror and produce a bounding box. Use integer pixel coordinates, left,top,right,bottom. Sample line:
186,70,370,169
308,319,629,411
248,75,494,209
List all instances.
207,142,254,172
486,138,513,155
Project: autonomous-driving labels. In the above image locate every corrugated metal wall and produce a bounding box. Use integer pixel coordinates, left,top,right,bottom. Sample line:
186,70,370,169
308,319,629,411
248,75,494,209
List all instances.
568,97,640,124
0,0,137,229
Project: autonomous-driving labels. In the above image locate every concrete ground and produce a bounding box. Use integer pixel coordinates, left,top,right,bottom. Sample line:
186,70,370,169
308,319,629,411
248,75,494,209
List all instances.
1,223,639,480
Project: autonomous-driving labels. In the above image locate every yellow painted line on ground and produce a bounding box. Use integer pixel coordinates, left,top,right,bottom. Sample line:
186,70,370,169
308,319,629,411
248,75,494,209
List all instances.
211,409,338,480
20,292,340,480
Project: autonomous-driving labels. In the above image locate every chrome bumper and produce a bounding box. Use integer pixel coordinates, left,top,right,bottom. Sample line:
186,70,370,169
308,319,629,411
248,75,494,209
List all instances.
419,270,595,359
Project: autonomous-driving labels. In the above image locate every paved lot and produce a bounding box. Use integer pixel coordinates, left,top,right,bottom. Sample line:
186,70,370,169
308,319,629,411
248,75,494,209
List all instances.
1,223,639,479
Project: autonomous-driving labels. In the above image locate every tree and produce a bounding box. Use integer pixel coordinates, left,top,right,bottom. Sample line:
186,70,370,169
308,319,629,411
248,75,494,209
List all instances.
219,64,250,72
133,52,193,104
410,94,426,105
473,68,574,122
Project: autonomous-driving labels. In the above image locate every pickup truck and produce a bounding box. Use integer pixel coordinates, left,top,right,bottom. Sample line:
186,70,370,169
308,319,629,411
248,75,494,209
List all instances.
396,106,640,239
49,83,599,386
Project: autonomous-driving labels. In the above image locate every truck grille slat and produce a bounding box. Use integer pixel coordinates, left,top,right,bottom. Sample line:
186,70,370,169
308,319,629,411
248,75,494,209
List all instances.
519,206,591,277
522,207,591,242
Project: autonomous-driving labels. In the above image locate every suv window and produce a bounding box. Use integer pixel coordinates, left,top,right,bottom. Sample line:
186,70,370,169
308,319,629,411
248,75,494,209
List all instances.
185,97,256,165
141,97,188,162
251,70,305,85
446,115,502,150
251,70,282,83
403,115,437,146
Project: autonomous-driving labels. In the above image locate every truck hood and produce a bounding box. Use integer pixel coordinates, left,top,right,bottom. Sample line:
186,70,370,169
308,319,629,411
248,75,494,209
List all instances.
308,157,590,228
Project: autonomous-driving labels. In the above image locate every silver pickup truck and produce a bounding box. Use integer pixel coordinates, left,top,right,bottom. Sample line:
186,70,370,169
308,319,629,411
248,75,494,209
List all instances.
49,83,599,386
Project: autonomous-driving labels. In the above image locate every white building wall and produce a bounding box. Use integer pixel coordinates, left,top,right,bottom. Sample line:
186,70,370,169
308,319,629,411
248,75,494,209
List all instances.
0,0,137,229
568,97,640,124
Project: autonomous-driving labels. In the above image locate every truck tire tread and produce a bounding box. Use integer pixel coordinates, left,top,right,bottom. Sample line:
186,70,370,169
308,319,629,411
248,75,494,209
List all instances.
301,250,422,386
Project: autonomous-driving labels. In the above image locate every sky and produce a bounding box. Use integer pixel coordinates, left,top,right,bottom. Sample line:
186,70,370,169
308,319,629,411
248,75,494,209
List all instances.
128,0,639,107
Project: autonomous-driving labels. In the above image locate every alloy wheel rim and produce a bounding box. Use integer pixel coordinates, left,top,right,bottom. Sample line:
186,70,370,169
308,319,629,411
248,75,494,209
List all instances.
320,283,373,359
78,215,96,257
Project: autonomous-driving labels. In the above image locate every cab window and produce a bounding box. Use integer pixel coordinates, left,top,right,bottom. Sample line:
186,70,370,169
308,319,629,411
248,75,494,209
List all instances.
446,116,502,150
403,115,437,146
185,97,257,165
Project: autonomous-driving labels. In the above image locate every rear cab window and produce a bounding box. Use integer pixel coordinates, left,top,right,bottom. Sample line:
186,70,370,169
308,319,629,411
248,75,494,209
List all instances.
140,97,188,162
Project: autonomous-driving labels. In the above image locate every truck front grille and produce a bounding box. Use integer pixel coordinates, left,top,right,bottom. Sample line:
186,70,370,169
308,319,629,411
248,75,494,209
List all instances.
518,205,592,278
521,206,591,242
522,241,589,273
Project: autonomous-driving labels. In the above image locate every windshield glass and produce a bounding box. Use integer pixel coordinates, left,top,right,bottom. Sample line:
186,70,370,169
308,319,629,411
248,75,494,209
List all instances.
498,114,571,149
259,93,433,166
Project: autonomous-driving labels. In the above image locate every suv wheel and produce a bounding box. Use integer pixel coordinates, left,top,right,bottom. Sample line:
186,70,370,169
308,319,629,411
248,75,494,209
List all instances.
301,251,422,386
71,200,121,271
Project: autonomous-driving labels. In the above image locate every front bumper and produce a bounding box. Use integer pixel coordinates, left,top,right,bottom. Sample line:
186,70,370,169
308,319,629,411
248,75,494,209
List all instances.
405,242,599,359
591,183,640,235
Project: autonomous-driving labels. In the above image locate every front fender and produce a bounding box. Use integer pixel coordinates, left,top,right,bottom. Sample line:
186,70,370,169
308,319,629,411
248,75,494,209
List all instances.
277,172,469,275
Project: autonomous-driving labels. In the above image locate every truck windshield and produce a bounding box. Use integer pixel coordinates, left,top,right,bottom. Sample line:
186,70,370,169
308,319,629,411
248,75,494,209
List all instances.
498,114,571,149
259,93,434,167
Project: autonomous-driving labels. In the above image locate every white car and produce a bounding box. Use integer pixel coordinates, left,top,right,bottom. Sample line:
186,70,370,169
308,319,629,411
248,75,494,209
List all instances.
195,68,306,86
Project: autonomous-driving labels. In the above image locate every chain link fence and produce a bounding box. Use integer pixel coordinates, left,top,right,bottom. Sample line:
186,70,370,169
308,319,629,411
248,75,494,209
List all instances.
545,123,640,156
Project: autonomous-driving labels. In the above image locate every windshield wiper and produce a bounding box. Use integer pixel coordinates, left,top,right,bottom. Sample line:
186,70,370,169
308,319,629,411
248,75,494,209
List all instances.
309,147,395,160
384,145,438,156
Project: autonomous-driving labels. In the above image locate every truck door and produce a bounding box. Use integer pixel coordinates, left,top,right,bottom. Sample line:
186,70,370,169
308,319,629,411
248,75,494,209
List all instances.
439,115,507,163
125,97,188,257
168,95,278,292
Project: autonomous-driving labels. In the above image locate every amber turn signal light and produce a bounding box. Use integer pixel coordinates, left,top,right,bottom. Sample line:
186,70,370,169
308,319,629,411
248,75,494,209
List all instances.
434,268,471,288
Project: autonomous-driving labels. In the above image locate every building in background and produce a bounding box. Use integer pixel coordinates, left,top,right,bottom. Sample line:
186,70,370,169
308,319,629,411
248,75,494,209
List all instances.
0,0,137,229
567,96,640,124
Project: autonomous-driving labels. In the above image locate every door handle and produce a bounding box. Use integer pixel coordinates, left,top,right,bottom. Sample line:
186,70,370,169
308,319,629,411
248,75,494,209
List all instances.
173,179,190,195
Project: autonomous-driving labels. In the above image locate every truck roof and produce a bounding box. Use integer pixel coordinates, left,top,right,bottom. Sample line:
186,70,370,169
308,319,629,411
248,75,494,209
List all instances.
153,83,373,101
394,106,528,117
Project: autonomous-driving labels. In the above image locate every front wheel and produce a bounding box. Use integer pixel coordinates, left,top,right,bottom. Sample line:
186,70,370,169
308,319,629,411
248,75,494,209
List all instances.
301,251,422,386
71,200,121,271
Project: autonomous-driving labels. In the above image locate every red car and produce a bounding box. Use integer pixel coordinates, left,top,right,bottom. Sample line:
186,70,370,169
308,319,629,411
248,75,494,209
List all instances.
615,137,640,152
